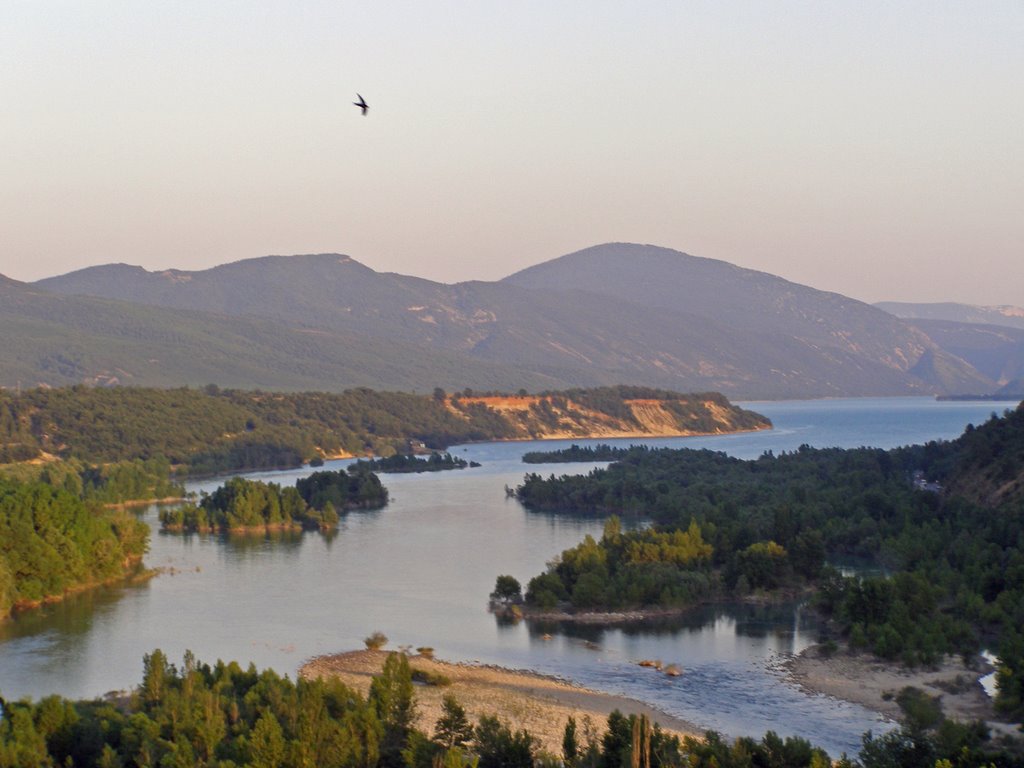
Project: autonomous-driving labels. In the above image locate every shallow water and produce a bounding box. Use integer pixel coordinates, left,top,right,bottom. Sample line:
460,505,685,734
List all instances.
0,397,1013,756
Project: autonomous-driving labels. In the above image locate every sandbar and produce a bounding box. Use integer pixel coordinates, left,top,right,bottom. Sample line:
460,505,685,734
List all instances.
301,649,698,754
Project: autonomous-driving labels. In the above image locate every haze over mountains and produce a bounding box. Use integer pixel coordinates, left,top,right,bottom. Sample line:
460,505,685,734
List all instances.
876,301,1024,331
6,243,1019,398
873,302,1024,397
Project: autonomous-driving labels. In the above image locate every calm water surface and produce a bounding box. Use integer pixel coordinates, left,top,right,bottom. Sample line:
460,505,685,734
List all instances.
0,397,1015,756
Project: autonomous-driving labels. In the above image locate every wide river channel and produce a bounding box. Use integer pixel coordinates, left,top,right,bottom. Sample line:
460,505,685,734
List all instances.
0,397,1017,756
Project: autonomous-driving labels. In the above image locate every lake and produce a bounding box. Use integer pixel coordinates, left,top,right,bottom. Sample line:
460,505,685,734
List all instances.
0,397,1014,756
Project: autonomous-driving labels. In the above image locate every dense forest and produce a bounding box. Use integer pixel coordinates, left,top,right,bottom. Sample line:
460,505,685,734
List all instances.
160,469,388,533
0,477,149,618
1,649,1018,768
513,405,1024,719
0,385,766,477
0,456,184,506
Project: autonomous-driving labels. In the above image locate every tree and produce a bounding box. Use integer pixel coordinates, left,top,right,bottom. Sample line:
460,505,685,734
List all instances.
434,694,474,749
249,711,286,768
562,716,579,766
474,715,535,768
141,649,172,708
600,710,632,768
735,541,789,590
490,575,522,604
369,652,416,768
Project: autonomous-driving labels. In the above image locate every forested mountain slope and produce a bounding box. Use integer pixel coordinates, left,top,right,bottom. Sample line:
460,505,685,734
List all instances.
503,244,990,395
941,403,1024,507
0,274,561,392
26,243,997,398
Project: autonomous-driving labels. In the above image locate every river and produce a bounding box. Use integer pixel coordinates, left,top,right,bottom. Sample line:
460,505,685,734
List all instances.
0,397,1014,756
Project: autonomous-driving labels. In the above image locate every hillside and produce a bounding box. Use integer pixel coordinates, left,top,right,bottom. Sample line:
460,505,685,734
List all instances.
0,385,768,475
899,319,1024,389
23,243,999,398
503,244,990,395
0,275,562,392
941,402,1024,508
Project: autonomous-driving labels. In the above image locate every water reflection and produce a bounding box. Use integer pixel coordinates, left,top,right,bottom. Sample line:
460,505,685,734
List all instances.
156,510,345,556
0,572,151,646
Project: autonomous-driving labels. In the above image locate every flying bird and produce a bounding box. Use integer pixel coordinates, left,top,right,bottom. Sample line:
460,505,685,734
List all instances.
354,94,368,115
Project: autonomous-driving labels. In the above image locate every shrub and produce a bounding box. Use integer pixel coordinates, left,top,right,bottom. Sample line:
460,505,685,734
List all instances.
411,669,451,687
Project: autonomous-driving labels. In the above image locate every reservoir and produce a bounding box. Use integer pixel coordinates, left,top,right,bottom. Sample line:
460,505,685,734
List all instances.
0,397,1014,756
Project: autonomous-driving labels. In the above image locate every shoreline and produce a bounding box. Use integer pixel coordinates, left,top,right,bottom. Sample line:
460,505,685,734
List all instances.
462,423,773,446
104,495,186,509
8,560,154,619
781,644,1021,736
515,588,815,624
300,649,699,754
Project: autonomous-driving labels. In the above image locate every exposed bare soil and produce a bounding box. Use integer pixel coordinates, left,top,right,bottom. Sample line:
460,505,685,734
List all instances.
301,649,698,754
781,645,1021,737
450,395,768,441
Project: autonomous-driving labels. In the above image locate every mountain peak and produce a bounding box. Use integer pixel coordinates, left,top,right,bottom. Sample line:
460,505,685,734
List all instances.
505,243,704,280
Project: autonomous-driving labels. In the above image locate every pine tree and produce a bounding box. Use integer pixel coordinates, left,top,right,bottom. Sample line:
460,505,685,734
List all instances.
434,694,473,749
370,652,416,768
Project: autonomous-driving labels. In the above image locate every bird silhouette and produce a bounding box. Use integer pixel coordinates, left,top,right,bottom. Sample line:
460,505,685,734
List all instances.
354,94,368,115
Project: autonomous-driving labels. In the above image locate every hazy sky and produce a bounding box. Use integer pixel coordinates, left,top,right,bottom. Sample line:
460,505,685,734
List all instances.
3,1,1022,305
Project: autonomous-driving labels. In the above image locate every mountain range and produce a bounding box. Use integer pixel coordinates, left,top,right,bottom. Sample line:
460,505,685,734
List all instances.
2,243,1019,399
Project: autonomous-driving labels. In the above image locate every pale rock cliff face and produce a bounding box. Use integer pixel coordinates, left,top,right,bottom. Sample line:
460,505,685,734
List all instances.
448,394,770,440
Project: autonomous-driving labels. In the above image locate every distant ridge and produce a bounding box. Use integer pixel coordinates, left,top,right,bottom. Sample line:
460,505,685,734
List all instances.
19,242,1006,398
901,319,1024,388
876,301,1024,331
0,274,561,392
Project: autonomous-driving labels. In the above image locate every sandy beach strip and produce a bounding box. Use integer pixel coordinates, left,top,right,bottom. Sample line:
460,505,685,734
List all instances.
301,649,699,754
781,644,1019,733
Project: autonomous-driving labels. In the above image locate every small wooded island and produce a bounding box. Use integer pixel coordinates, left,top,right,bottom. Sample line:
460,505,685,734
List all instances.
501,404,1024,722
159,468,388,533
353,451,480,473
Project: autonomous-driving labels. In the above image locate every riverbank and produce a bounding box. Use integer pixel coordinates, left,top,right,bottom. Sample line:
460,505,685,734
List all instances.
300,650,698,753
781,644,1020,734
510,587,816,624
8,561,155,618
